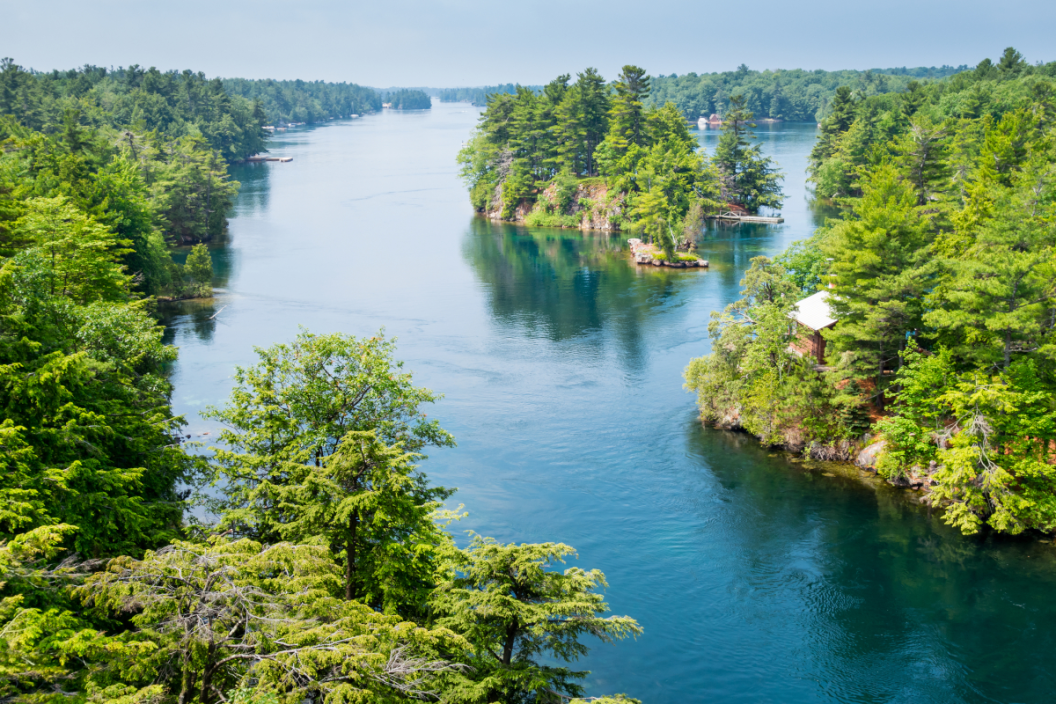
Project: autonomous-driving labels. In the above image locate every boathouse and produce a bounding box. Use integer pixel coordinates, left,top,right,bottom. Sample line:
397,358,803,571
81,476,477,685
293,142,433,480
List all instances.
790,290,836,364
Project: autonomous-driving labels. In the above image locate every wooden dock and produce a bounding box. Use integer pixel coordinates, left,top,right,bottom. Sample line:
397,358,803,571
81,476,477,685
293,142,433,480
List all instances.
245,156,293,163
710,211,783,224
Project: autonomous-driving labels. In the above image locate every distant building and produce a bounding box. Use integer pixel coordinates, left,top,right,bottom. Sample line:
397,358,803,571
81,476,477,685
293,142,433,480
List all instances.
698,113,723,128
790,290,837,364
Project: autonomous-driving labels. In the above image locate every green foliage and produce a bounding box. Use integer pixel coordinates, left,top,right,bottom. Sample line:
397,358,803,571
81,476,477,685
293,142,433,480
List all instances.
651,63,969,123
882,352,1056,534
437,84,536,107
0,66,242,295
183,244,213,297
772,230,831,295
147,135,240,245
457,66,724,233
712,96,784,214
712,48,1056,536
0,59,267,162
202,331,455,608
822,163,933,401
386,89,431,110
223,77,380,124
221,429,455,616
685,257,863,448
430,536,641,704
78,537,465,704
809,49,1056,199
0,249,187,557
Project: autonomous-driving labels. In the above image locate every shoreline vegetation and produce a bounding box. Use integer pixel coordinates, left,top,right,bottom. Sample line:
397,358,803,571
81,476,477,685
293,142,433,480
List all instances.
686,48,1056,538
383,88,432,110
0,59,385,301
458,65,783,260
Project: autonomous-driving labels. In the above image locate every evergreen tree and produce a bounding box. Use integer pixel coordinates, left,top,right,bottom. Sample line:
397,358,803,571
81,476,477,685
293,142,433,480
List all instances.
609,65,651,154
430,536,641,704
183,243,213,297
203,330,454,543
712,95,783,213
824,164,933,404
809,85,856,173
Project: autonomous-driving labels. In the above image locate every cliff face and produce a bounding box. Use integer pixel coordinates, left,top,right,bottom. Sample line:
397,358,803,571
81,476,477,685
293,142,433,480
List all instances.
484,181,625,231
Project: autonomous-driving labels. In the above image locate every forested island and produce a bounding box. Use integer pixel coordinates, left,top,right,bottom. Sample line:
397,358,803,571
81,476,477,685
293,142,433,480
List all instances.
458,65,782,261
686,48,1056,536
437,84,532,106
385,89,432,110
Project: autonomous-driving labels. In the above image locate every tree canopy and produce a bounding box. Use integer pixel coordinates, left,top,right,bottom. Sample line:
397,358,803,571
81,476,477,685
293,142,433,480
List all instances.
687,48,1056,536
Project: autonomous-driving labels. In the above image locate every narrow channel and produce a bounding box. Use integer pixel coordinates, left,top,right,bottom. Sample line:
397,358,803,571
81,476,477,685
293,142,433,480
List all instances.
161,102,1056,703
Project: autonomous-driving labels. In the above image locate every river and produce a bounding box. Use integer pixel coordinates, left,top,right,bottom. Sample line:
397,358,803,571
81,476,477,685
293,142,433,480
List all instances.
161,103,1056,703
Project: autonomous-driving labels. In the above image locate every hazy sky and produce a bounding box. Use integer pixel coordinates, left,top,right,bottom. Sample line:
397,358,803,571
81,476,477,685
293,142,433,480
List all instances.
3,0,1054,86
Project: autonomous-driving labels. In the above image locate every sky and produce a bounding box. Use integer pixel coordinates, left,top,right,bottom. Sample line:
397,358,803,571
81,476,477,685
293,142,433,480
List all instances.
3,0,1054,86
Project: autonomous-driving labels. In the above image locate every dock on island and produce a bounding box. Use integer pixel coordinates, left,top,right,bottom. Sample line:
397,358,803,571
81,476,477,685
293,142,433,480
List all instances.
710,210,784,224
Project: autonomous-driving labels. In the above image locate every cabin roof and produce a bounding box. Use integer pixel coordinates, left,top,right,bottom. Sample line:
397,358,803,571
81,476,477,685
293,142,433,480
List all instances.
792,290,837,331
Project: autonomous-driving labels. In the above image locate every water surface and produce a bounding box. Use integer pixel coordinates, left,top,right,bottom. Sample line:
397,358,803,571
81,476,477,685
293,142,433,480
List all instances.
162,105,1056,704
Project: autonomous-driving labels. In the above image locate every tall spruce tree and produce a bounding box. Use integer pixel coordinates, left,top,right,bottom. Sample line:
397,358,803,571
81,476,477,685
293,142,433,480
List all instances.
712,95,783,213
609,65,651,155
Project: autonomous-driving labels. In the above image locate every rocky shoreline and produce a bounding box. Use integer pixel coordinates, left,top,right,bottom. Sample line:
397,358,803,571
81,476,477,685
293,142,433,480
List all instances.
627,238,708,268
707,413,941,501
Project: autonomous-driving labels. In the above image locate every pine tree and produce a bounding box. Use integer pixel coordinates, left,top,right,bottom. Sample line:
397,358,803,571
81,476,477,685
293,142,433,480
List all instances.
430,536,641,704
609,65,651,155
712,95,783,214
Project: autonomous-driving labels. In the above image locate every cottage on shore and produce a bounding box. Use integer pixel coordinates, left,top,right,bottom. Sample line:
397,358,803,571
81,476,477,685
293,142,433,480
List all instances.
790,290,836,364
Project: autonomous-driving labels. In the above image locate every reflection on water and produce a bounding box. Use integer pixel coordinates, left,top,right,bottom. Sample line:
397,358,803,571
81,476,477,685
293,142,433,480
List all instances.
228,161,272,217
463,218,711,369
159,298,219,345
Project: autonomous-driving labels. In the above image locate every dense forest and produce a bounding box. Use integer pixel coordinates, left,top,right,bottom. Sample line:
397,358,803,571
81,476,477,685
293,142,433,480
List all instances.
651,64,969,122
686,48,1056,536
223,77,380,124
385,89,432,110
0,59,267,162
458,65,782,258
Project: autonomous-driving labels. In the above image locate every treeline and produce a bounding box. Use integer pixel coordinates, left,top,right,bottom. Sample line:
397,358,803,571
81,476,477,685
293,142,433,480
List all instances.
685,49,1056,536
0,325,641,703
458,66,782,257
0,59,267,162
437,84,537,106
223,77,381,124
651,64,969,122
385,89,431,110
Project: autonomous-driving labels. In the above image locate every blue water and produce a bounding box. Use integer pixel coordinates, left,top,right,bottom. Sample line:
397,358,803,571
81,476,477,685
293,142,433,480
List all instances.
162,103,1056,704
